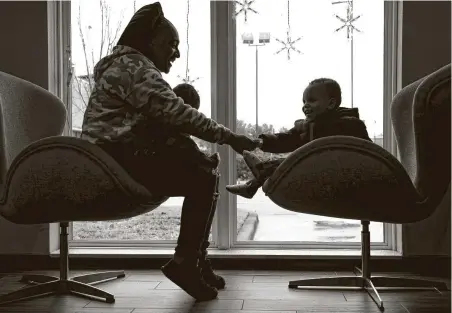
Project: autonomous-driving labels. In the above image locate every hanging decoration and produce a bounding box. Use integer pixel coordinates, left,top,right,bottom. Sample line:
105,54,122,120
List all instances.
275,0,302,61
333,0,361,40
178,0,200,85
234,0,258,23
332,0,362,108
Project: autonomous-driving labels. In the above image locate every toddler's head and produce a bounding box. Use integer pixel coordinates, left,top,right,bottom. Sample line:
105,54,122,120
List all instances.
173,83,200,110
302,78,342,120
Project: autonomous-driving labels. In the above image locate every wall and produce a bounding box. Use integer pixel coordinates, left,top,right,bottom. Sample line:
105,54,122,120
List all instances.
400,1,451,257
0,1,50,254
0,1,450,256
401,1,451,86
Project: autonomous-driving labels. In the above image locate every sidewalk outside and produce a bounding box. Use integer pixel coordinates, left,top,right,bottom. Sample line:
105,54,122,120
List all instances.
163,186,384,242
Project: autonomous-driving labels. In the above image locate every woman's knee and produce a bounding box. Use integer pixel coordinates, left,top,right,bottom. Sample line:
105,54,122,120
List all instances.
187,170,218,195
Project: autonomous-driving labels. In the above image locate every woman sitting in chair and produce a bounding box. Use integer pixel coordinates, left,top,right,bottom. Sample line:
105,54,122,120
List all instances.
81,2,258,302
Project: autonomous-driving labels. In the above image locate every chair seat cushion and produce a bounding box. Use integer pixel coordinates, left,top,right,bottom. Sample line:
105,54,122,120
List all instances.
1,136,169,224
262,136,425,224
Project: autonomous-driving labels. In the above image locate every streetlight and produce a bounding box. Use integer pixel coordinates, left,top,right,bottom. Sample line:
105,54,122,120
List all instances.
242,32,270,136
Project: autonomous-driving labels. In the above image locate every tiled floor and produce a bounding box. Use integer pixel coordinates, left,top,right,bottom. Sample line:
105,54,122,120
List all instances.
0,270,449,313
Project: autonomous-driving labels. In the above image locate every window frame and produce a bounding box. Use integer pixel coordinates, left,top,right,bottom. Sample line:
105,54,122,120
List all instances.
215,0,402,251
50,0,402,252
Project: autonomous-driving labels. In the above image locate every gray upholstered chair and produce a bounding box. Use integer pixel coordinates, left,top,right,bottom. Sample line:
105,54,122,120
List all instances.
0,71,169,305
262,63,451,310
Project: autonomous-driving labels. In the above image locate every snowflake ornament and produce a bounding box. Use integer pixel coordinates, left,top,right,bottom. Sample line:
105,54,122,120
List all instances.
234,0,258,23
178,69,200,85
275,29,302,60
334,1,362,39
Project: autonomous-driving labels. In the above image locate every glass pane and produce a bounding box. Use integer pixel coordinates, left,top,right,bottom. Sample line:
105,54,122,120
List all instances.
235,0,384,242
70,0,212,241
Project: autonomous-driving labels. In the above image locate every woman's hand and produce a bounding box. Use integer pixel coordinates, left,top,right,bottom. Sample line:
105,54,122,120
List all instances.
226,133,260,155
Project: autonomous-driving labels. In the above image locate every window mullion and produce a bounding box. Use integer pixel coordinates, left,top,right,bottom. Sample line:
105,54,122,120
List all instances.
59,0,74,240
211,1,236,249
382,0,402,251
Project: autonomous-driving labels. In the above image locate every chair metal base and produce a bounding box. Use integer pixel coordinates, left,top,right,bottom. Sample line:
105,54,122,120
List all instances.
0,222,126,306
0,271,125,306
289,275,383,310
354,266,448,290
287,221,449,312
289,274,448,311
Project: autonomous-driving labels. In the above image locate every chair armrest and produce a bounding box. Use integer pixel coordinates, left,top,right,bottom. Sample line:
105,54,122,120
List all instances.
412,64,451,200
1,136,168,224
262,136,425,223
263,136,408,194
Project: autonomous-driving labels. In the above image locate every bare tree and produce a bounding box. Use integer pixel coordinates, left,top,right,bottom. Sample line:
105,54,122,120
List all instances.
71,0,131,135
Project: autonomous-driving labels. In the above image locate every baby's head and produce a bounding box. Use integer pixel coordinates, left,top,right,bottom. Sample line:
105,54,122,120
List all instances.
302,78,342,120
173,83,200,110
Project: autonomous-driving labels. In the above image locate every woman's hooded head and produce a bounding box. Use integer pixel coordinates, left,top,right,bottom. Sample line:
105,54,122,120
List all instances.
117,2,180,73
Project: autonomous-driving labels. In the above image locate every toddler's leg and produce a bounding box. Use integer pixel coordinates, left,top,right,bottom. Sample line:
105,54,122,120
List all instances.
244,152,285,182
255,158,285,181
226,178,261,199
241,151,264,179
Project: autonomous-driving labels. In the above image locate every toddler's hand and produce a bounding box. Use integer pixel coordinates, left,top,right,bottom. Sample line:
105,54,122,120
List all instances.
254,138,263,149
226,134,259,154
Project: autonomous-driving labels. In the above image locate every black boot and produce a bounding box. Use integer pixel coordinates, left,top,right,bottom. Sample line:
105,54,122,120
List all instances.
161,258,218,301
199,258,226,290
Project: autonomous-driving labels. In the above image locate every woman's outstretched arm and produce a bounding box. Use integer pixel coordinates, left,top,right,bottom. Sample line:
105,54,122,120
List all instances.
117,55,232,145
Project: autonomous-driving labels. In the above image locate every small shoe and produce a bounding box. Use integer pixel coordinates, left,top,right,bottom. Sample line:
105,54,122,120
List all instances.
200,259,226,290
226,181,259,199
161,259,218,301
242,151,263,180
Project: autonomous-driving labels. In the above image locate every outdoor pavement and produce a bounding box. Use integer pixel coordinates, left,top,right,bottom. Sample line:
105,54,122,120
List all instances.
163,188,384,242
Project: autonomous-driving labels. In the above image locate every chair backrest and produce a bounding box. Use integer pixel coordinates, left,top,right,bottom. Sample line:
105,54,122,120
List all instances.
0,71,67,185
391,63,451,209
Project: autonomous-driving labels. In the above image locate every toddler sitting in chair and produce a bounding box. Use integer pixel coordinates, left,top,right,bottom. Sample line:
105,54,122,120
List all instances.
226,78,372,198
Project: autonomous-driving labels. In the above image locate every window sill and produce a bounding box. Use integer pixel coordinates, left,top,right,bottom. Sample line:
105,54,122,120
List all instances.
52,247,402,259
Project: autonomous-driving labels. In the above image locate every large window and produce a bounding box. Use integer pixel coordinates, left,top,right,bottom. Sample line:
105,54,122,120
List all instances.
70,0,213,242
234,0,384,244
63,0,399,249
